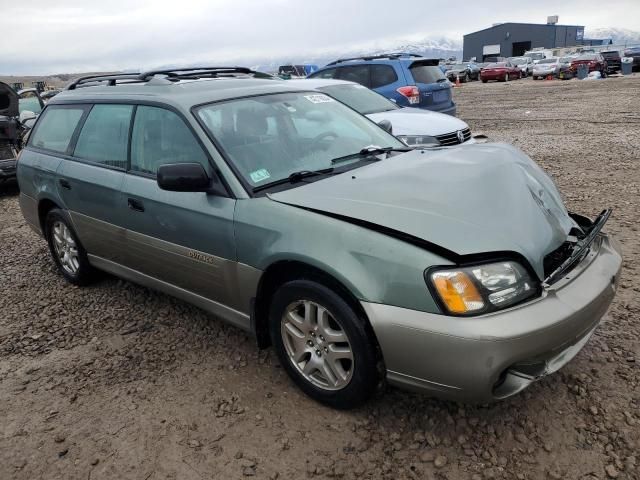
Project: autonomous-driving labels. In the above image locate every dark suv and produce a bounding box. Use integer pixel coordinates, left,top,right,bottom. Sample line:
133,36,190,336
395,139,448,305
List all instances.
601,51,621,74
308,53,456,116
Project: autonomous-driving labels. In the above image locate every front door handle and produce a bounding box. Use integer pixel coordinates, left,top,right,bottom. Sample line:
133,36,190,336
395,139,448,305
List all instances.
59,179,71,190
127,198,145,212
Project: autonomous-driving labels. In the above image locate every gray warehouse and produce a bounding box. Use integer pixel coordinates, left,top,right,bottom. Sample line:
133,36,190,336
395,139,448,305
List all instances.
463,22,585,61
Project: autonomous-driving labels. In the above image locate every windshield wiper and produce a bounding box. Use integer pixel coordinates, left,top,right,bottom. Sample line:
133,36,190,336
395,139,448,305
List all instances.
252,168,334,193
330,146,411,165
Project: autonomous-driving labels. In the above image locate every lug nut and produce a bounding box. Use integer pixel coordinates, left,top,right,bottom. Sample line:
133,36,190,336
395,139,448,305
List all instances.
324,347,328,353
307,340,313,346
319,335,325,341
310,332,316,337
316,350,321,356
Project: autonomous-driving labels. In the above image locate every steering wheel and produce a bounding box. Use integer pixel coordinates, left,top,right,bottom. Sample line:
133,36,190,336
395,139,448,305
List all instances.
310,131,338,151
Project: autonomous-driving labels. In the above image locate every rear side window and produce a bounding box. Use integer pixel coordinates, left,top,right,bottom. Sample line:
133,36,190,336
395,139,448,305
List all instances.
370,65,398,88
337,65,370,87
73,104,133,169
29,106,85,153
408,64,446,84
310,67,338,79
130,106,208,176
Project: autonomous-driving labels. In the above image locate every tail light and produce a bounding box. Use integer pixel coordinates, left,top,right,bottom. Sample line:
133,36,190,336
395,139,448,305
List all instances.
396,86,420,105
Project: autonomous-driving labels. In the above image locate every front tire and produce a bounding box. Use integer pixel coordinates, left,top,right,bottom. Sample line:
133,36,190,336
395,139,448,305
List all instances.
45,209,95,286
269,280,379,409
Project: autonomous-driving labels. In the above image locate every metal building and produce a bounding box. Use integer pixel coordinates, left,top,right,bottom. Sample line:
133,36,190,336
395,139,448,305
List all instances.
463,22,585,61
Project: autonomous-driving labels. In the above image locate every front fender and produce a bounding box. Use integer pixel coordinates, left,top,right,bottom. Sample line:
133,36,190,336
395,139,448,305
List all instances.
235,198,453,313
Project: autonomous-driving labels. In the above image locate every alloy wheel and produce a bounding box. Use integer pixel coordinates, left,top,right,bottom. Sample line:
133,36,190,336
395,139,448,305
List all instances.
280,300,354,391
52,221,80,275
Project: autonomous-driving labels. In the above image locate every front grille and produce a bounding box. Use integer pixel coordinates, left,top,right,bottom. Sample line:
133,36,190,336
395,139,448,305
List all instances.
435,127,472,146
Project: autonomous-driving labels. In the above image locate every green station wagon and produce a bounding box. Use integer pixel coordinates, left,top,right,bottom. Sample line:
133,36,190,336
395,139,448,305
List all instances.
17,68,622,409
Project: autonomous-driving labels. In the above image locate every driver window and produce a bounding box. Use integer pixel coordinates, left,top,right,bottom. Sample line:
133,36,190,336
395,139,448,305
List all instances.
130,106,208,176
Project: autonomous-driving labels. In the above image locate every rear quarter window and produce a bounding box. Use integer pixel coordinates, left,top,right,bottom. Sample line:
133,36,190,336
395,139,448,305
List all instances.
370,65,398,88
29,106,86,154
408,64,446,84
310,67,338,79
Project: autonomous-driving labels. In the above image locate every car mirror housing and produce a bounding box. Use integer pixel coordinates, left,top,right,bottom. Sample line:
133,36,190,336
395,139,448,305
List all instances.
19,110,37,123
377,119,393,135
157,163,221,193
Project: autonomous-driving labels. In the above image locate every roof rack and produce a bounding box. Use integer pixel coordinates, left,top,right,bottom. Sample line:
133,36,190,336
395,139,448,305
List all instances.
66,67,274,90
326,52,424,65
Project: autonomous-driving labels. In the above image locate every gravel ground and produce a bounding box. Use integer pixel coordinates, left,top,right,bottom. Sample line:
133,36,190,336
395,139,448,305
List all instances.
1,76,639,480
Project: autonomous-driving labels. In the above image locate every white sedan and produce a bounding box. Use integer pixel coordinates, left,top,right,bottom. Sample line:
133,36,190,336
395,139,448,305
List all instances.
288,78,482,148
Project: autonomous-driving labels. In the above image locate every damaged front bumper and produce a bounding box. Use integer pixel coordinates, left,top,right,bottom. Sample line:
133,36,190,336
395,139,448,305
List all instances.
361,227,622,402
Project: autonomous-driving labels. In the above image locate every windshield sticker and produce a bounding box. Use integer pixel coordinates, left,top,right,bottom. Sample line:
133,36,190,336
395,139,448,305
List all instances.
249,168,271,183
304,94,334,104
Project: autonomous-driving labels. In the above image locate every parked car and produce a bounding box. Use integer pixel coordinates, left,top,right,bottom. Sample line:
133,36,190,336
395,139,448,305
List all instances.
0,82,43,184
509,56,534,76
289,78,475,147
40,89,62,102
443,63,477,82
532,57,574,80
278,65,318,78
623,47,640,71
570,54,608,77
480,62,522,82
524,50,552,64
600,51,622,74
308,53,456,116
18,68,621,409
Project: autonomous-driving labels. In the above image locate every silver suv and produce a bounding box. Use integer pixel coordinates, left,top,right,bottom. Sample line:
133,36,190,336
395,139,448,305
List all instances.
17,68,622,409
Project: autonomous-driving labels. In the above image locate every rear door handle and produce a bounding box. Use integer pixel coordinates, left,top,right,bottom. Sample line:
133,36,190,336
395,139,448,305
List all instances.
59,179,71,190
127,198,145,212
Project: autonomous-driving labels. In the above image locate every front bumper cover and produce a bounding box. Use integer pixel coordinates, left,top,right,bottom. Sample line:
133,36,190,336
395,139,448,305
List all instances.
362,233,622,402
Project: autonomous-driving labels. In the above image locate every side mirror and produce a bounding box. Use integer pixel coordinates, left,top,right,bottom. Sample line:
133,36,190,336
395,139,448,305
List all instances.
19,110,37,123
377,119,393,135
157,163,214,193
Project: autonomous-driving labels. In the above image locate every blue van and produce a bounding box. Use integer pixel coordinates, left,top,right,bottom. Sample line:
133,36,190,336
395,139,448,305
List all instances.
308,53,456,116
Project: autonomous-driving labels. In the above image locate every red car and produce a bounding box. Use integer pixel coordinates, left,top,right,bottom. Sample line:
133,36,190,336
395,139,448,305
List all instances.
570,54,608,77
480,62,522,83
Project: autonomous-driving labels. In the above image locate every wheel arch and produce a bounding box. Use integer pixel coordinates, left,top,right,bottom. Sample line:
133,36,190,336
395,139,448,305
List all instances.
37,197,62,237
251,260,380,354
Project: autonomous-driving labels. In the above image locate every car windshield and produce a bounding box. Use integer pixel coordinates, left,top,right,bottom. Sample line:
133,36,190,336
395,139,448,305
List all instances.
576,55,597,61
510,58,528,65
451,64,467,69
196,91,405,189
18,93,42,115
537,59,557,64
317,84,398,115
486,63,507,68
526,53,545,60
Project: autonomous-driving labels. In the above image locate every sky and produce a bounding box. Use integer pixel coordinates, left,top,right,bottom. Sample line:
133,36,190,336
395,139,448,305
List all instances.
1,0,639,75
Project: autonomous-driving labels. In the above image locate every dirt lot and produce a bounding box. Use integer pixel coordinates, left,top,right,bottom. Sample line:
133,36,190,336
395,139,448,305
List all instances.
1,76,639,480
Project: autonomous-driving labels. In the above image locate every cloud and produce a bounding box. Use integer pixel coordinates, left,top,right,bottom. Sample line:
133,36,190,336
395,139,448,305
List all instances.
1,0,638,74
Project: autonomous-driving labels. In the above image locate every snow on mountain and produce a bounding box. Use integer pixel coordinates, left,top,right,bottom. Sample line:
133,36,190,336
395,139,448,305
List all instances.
585,27,640,45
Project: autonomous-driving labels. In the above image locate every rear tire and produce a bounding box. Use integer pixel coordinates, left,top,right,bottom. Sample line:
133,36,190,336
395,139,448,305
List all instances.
268,280,379,409
45,209,96,286
481,79,488,83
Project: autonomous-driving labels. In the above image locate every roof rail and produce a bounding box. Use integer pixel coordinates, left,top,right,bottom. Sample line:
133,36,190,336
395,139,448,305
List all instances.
66,67,274,90
66,73,142,90
326,52,424,65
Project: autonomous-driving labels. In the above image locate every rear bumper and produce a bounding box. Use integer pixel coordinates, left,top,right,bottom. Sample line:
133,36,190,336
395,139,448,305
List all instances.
362,233,622,402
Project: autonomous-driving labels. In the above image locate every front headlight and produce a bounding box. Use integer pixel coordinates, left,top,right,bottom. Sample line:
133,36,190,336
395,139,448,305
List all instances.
428,261,537,315
397,135,440,147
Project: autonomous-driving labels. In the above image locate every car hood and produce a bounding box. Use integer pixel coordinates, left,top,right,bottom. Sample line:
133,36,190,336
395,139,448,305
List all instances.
367,108,468,137
269,143,574,280
0,82,19,117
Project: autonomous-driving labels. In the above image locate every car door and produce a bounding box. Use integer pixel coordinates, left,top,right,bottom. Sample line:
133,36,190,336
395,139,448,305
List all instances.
120,104,238,310
57,103,133,264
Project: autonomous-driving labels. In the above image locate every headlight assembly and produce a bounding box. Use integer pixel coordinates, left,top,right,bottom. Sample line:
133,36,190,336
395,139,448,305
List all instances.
428,261,538,315
397,135,440,147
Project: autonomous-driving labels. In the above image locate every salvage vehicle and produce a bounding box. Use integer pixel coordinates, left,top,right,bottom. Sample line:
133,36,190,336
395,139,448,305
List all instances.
289,78,475,147
570,54,608,77
600,51,622,74
18,68,622,409
623,47,640,71
480,62,522,82
308,53,456,116
443,63,477,82
532,58,574,80
0,82,43,183
509,56,534,77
